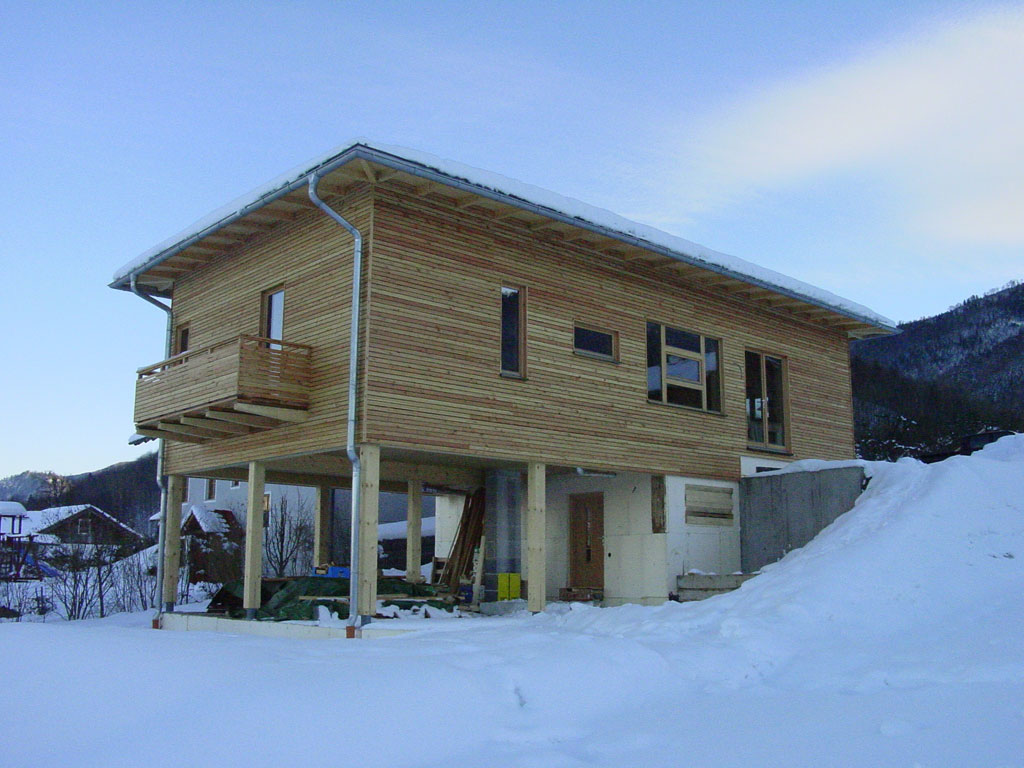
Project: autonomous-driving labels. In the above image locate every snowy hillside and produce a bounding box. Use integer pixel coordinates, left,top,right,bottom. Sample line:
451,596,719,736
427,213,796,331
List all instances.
2,438,1023,767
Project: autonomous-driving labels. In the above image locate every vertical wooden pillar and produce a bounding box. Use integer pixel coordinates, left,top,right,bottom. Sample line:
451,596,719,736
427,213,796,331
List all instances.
243,461,266,619
526,461,546,613
356,444,380,619
405,479,423,583
162,474,186,610
314,485,331,567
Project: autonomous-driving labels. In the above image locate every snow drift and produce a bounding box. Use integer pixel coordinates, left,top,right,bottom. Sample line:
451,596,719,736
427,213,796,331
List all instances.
2,436,1022,767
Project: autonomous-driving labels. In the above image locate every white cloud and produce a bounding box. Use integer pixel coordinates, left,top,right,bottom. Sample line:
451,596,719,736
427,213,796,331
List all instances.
667,5,1024,246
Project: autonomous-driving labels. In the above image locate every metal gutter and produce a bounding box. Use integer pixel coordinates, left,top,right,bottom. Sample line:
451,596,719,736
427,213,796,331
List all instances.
129,276,173,615
306,172,369,628
110,143,896,335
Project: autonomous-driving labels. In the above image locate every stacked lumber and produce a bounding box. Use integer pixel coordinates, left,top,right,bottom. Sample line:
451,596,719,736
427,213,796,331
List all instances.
439,488,485,592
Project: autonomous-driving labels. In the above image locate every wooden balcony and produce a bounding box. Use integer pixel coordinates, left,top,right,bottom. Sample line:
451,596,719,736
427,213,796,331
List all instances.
134,335,312,444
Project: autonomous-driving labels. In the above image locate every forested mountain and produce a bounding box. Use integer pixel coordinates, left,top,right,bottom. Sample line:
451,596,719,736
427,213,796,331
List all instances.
0,452,159,534
852,281,1024,459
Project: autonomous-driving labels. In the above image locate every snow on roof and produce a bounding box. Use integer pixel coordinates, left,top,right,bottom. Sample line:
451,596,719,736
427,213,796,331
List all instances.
111,139,895,331
24,504,143,540
21,504,92,534
182,504,233,535
0,501,27,517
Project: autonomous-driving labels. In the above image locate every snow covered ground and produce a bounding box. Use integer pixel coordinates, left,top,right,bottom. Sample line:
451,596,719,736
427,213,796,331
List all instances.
4,437,1023,767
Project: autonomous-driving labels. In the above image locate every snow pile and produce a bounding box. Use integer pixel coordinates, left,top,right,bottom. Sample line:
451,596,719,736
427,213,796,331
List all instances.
2,437,1022,766
537,436,1024,691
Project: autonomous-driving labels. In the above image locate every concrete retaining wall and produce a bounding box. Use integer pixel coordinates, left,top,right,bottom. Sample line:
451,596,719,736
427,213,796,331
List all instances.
740,466,866,573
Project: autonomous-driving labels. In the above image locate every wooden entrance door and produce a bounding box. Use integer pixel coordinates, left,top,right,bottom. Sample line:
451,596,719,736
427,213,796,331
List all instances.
569,492,604,588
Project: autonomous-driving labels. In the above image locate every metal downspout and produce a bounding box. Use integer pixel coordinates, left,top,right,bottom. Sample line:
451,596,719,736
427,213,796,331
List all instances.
129,276,173,615
307,173,368,627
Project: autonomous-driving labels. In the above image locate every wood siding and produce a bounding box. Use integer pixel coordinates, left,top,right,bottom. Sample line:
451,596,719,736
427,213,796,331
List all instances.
162,186,372,476
155,180,855,481
361,185,855,480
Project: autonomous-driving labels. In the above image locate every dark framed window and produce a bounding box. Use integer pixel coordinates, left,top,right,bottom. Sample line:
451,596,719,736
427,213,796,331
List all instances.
205,477,217,501
745,350,787,448
174,323,190,355
573,324,617,361
646,322,722,412
501,285,525,376
261,287,285,349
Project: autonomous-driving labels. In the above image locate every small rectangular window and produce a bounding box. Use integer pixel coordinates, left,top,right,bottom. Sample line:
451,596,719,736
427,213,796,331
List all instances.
746,350,787,448
230,479,240,488
175,323,190,355
573,325,617,361
647,322,722,412
205,478,217,501
501,286,525,376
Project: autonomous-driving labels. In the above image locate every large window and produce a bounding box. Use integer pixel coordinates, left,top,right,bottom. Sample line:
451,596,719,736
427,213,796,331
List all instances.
745,350,787,448
646,322,721,412
501,285,525,376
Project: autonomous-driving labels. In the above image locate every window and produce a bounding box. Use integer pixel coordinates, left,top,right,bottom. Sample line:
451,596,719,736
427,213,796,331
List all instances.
230,479,240,488
685,484,734,526
500,285,525,376
646,322,721,412
261,287,285,349
174,323,190,355
205,478,217,501
745,350,787,448
573,324,617,361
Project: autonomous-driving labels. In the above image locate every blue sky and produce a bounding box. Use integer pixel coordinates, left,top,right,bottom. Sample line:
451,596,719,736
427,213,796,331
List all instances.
1,1,1021,477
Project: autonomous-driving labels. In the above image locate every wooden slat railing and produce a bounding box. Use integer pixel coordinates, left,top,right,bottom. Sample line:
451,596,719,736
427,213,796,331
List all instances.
135,335,312,426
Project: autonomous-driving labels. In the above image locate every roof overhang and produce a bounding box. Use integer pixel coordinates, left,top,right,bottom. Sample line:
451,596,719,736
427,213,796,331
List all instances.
111,140,898,339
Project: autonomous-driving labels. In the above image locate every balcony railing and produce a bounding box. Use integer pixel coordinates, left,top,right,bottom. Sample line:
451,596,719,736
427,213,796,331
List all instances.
134,335,312,443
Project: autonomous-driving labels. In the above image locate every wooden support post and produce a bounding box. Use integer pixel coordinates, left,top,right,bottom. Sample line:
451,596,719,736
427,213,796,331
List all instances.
314,485,331,567
162,475,186,610
243,461,266,619
405,478,423,583
357,445,380,619
526,461,546,613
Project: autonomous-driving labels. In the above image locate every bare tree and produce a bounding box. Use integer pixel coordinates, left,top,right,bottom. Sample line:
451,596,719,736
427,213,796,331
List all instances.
46,543,99,620
262,496,314,577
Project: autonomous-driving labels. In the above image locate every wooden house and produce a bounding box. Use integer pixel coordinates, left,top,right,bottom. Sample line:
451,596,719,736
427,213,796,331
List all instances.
25,505,146,550
110,140,895,623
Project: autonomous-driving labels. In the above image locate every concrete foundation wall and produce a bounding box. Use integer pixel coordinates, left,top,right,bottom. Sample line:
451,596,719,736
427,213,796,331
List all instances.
665,476,741,588
740,465,866,573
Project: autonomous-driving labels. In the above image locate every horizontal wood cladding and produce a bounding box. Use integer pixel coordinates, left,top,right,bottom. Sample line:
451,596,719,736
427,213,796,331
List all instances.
362,186,855,480
162,187,372,477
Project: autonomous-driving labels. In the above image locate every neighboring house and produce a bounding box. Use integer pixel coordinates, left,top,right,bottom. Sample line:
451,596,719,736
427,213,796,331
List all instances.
110,140,895,620
24,505,147,551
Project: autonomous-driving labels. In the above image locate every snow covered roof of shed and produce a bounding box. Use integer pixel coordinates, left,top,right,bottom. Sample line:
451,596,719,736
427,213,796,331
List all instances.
110,139,896,335
181,504,235,535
